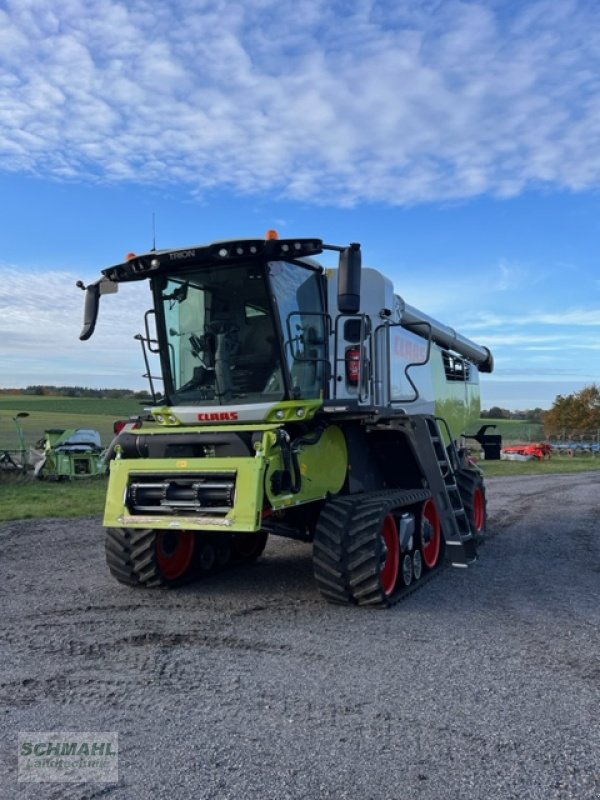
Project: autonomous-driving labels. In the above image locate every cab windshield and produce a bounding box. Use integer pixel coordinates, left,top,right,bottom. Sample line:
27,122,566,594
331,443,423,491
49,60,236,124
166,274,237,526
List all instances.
159,260,326,405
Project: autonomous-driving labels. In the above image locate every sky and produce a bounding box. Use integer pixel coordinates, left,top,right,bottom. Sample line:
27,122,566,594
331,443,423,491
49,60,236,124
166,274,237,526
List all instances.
1,0,599,411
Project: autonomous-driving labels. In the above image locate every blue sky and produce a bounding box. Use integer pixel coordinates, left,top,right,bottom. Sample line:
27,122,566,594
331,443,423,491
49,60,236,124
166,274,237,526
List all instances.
1,0,599,410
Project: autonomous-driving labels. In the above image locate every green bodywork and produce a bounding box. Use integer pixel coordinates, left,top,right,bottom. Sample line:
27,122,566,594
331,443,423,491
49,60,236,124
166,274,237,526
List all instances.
431,352,481,443
104,420,347,532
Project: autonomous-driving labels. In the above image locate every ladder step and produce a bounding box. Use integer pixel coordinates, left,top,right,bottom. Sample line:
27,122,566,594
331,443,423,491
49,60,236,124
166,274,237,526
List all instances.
412,415,480,567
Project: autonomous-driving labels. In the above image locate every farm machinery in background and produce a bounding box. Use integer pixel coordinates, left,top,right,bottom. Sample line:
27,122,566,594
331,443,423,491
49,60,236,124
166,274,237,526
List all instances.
79,232,498,607
33,428,107,480
1,414,109,480
501,442,552,461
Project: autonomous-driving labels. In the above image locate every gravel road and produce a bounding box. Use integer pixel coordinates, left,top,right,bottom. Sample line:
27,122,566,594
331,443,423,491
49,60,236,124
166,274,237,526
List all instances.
1,473,599,800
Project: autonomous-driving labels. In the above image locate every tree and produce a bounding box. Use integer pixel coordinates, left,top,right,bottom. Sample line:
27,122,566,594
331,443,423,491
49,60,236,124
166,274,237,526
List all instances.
544,384,600,436
481,406,511,419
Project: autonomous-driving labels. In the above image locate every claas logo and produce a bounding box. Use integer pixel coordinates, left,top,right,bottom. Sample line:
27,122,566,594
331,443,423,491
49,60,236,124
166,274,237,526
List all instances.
197,412,239,422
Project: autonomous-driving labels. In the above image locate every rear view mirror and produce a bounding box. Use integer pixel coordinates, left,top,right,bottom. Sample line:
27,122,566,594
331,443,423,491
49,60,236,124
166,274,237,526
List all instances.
337,243,362,314
77,277,118,340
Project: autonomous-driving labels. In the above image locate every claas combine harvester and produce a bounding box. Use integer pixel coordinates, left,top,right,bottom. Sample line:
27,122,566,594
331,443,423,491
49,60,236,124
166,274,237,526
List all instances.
79,233,496,607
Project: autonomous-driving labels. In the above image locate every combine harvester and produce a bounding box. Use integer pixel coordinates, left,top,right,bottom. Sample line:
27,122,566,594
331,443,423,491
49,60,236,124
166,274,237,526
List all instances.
79,233,496,607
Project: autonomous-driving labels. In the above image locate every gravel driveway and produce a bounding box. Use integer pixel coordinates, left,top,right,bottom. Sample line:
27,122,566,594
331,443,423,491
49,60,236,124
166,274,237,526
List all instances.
1,473,599,800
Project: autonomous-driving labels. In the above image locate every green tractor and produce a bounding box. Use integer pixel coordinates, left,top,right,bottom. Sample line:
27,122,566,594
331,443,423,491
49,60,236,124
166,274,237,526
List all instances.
79,233,496,606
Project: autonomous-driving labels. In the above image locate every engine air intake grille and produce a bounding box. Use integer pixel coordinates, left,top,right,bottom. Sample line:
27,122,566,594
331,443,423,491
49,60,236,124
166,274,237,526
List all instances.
442,351,471,382
126,472,236,516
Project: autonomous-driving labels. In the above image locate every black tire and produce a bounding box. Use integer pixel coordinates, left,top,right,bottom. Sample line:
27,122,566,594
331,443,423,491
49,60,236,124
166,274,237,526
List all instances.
105,528,196,588
312,496,357,605
313,489,431,607
456,469,487,541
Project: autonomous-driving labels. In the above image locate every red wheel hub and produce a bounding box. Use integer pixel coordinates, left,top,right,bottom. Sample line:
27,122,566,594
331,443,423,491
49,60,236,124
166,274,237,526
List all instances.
155,530,195,580
473,487,485,532
380,514,400,596
421,499,441,569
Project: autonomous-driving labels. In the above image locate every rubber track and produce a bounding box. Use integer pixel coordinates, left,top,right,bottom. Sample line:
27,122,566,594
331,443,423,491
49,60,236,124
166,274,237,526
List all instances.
314,488,440,608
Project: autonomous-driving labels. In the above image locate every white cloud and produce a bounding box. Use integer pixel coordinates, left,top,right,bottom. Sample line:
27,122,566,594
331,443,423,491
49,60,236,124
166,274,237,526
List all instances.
0,266,153,388
466,308,600,329
2,0,600,204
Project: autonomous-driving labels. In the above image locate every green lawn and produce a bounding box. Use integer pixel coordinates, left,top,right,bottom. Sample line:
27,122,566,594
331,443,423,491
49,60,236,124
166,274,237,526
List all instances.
479,455,600,477
0,474,108,522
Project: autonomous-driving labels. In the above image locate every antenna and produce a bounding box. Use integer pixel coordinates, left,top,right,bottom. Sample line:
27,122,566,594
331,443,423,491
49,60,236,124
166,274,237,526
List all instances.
152,212,156,251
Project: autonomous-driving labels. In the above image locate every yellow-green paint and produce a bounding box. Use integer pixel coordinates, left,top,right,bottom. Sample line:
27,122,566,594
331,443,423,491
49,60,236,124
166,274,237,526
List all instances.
104,455,267,532
264,424,347,508
264,399,323,423
103,422,348,533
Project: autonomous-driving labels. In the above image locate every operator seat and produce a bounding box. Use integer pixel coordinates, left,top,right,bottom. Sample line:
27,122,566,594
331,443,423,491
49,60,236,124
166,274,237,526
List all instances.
241,315,279,391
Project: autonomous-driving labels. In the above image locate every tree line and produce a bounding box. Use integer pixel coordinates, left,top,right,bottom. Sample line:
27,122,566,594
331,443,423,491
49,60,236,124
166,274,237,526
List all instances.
483,385,599,437
0,386,152,399
481,407,545,423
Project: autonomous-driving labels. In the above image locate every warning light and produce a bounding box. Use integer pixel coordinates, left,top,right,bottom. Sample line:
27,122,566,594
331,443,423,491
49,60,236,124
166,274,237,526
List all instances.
265,229,279,240
126,252,137,261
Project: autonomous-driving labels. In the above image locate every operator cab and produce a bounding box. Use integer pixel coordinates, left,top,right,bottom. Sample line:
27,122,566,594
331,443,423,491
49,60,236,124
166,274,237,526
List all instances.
156,257,327,407
79,235,362,408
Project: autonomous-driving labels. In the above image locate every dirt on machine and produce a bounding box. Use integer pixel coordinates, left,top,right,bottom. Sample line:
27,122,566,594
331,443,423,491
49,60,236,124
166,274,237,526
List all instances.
79,232,497,607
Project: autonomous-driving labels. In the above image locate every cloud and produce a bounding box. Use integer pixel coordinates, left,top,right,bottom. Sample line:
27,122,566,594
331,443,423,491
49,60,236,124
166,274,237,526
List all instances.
466,308,600,330
0,266,152,388
2,0,600,204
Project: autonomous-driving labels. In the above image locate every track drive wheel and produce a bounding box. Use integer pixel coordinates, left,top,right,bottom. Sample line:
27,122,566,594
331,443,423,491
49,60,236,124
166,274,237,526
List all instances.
456,469,487,541
105,528,197,587
419,499,442,570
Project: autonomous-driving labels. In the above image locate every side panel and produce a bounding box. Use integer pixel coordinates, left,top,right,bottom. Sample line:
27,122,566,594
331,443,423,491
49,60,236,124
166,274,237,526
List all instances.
431,349,481,439
264,424,348,508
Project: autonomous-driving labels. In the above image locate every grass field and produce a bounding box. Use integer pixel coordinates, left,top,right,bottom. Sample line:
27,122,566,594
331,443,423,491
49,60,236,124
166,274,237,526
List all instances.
478,455,600,477
0,473,107,522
